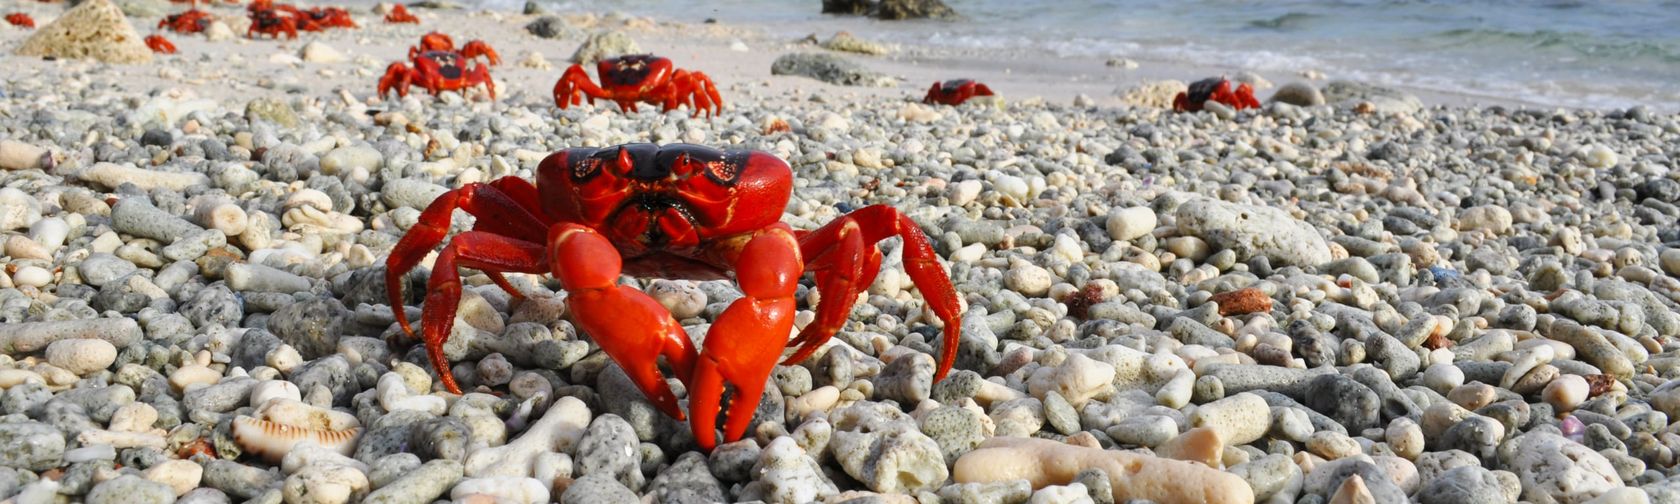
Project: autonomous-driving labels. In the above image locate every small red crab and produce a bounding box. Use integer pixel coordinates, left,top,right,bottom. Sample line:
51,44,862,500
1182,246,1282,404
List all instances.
378,32,500,100
385,4,418,24
923,79,994,106
5,13,34,28
159,1,213,34
385,143,964,450
553,54,723,117
293,5,355,31
1173,76,1260,112
246,7,296,39
145,35,177,54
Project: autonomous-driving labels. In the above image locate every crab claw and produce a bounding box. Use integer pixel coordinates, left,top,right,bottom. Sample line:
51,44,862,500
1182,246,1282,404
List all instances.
378,62,413,99
686,227,801,451
461,40,501,66
545,223,697,419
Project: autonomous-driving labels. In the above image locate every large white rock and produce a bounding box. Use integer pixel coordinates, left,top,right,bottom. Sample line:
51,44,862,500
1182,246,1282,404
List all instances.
1175,198,1331,267
1500,432,1622,504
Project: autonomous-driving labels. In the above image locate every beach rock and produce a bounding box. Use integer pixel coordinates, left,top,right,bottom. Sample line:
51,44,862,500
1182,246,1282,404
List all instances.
246,98,299,127
876,0,956,19
86,474,174,504
771,53,896,87
954,437,1254,504
1418,466,1507,504
1502,432,1622,504
1177,198,1332,267
1322,80,1423,114
525,16,577,39
830,429,947,493
563,473,637,504
739,436,838,504
301,41,348,63
822,0,956,19
44,338,118,375
570,30,641,64
0,141,51,171
821,32,891,55
15,0,152,64
1119,80,1184,109
0,422,64,471
1270,82,1325,106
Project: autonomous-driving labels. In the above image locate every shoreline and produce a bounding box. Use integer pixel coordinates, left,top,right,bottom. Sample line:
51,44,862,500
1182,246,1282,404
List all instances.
0,2,1586,113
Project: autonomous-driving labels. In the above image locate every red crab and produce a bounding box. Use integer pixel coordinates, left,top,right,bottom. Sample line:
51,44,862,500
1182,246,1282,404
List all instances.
1173,76,1260,112
246,6,296,39
553,54,723,117
159,1,213,34
923,79,995,106
293,6,355,30
384,143,964,450
385,4,418,24
145,35,177,54
5,13,34,28
378,32,500,100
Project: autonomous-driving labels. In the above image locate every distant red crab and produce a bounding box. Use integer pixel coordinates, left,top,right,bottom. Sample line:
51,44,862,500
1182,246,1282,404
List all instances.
247,0,353,33
384,143,964,450
292,5,355,30
246,6,296,39
159,2,213,34
923,79,994,106
385,4,418,24
1173,76,1260,112
5,13,34,28
145,35,177,54
553,54,723,117
378,32,500,100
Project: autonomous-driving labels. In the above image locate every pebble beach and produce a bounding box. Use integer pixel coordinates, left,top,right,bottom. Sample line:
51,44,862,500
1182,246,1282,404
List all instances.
1,0,1680,503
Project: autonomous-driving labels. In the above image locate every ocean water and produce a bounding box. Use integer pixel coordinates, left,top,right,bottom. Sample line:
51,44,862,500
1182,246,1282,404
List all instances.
478,0,1680,111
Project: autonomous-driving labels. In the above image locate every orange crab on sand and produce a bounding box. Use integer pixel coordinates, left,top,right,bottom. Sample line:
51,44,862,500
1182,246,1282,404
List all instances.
384,4,418,24
922,79,995,106
1173,76,1261,112
5,13,34,28
145,34,177,54
378,32,500,100
553,54,723,117
384,143,964,450
159,1,213,34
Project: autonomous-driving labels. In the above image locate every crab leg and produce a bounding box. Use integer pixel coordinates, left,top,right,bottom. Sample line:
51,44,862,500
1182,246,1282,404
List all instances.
783,219,880,363
385,182,549,336
553,64,608,109
418,232,550,393
787,205,964,381
548,223,698,420
689,225,802,450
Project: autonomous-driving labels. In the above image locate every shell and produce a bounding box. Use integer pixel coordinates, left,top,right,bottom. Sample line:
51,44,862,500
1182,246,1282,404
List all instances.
231,416,362,463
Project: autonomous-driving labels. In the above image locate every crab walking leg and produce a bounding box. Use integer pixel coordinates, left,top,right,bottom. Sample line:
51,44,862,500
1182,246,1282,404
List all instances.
689,226,802,450
419,232,550,394
547,223,697,419
792,205,965,380
783,219,880,365
471,63,497,100
385,182,550,335
378,63,413,99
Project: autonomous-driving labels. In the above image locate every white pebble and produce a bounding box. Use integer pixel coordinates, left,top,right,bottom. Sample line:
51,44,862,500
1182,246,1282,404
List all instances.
11,266,51,288
1004,262,1053,297
1106,206,1158,241
1584,145,1619,169
1543,374,1590,412
994,175,1029,204
44,338,118,376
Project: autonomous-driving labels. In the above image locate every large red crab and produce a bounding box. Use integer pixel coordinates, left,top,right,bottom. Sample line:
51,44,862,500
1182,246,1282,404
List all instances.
384,143,964,450
923,79,994,106
553,54,723,117
378,32,500,100
1173,76,1261,112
